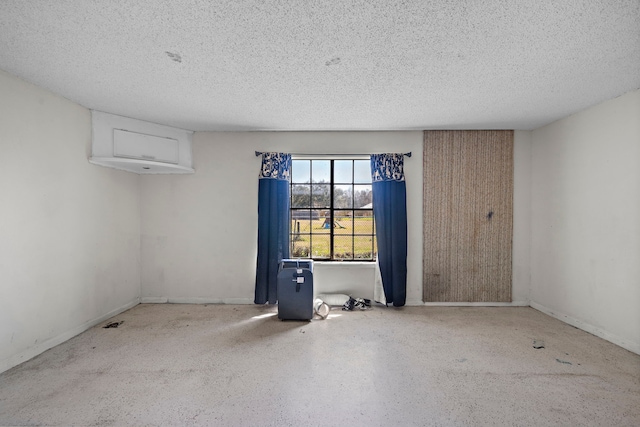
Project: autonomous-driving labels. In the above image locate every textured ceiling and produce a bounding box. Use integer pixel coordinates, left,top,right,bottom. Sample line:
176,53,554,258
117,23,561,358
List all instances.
0,1,638,131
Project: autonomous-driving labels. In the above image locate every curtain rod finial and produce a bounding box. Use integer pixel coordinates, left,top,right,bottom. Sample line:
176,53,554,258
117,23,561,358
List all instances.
405,152,412,157
255,151,262,157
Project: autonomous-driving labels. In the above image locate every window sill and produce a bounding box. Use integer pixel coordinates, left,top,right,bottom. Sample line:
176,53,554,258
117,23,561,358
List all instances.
312,261,376,267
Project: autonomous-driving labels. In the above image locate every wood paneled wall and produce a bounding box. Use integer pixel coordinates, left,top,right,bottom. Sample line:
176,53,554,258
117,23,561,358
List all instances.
423,130,513,302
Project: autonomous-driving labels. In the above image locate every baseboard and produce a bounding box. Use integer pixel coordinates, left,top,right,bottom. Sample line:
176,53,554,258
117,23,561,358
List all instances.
140,297,168,303
411,300,530,307
0,298,140,374
530,301,640,355
140,297,254,305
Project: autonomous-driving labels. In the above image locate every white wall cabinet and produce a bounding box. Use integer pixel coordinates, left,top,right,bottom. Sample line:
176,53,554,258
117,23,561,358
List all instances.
90,111,194,174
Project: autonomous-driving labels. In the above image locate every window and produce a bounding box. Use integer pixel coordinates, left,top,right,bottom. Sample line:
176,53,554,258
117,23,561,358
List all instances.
290,158,375,261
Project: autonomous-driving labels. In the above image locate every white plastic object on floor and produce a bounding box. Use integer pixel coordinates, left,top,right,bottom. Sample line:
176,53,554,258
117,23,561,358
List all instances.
313,299,330,319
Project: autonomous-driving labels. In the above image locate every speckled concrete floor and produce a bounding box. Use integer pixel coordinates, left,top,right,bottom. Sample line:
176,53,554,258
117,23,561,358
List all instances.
1,304,639,426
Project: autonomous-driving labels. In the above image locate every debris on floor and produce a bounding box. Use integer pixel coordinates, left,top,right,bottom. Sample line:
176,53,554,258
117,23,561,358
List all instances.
533,340,545,349
556,358,572,365
103,321,124,329
342,297,371,311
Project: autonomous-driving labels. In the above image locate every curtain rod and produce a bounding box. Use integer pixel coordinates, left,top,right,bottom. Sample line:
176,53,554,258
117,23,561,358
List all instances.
255,151,411,157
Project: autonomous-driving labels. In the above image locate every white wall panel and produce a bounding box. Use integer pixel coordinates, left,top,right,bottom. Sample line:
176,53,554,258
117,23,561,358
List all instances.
0,70,141,373
531,89,640,354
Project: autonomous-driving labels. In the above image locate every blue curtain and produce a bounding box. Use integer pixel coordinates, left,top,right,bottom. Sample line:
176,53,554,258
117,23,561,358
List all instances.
371,154,407,307
255,153,291,304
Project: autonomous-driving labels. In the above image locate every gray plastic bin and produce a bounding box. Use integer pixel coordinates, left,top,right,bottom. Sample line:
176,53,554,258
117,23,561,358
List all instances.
277,259,314,320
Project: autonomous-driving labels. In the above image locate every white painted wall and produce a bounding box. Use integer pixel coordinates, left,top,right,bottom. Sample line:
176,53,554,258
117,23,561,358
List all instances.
313,262,376,301
0,70,141,373
140,131,531,306
513,130,532,303
139,132,422,303
530,89,640,354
